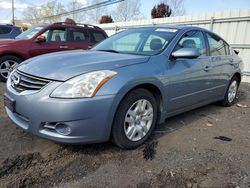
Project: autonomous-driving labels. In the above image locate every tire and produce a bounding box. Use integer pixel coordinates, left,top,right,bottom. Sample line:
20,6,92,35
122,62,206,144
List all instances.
0,55,22,82
221,76,240,107
111,88,158,149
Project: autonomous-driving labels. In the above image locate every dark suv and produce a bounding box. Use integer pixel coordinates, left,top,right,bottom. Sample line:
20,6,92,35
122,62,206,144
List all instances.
0,24,22,39
0,22,108,81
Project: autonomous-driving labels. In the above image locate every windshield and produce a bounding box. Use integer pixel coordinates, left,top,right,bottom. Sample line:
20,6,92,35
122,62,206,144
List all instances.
16,25,45,39
92,28,179,55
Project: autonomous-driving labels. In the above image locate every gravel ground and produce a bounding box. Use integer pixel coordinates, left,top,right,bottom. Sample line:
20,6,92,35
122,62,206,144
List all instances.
0,82,249,188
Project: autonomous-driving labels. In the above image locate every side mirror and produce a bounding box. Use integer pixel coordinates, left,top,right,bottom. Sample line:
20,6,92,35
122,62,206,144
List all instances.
172,48,200,59
35,35,46,43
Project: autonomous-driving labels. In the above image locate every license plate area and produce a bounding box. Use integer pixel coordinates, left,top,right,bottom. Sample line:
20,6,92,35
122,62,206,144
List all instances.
4,94,16,113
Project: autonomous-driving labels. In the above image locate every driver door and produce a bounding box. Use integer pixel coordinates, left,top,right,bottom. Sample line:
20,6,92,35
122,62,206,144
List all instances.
167,30,212,112
29,28,69,57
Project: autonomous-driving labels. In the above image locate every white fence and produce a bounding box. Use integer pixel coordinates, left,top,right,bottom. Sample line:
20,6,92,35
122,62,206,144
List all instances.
97,9,250,82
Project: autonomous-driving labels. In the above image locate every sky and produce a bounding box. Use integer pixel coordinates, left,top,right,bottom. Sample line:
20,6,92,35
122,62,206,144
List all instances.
0,0,250,23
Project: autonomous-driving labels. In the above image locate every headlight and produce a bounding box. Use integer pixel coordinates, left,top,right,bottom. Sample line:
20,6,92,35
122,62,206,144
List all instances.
50,70,117,98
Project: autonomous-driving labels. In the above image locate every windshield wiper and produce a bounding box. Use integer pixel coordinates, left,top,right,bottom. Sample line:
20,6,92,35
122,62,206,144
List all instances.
97,49,120,53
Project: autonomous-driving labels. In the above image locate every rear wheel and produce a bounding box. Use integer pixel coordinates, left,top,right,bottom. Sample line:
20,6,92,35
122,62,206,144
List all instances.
112,88,157,149
0,55,21,82
221,76,239,107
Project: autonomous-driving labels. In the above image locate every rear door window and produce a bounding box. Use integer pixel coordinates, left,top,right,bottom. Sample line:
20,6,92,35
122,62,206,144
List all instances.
67,28,90,42
206,33,228,56
225,43,230,55
90,30,106,43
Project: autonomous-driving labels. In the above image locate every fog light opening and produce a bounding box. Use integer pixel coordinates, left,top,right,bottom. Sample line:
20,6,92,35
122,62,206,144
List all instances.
55,123,72,136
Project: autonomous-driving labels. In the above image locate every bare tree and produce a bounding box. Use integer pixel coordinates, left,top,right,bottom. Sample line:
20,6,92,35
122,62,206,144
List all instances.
23,6,43,25
23,0,65,24
112,0,143,22
163,0,186,16
67,0,86,23
85,0,109,24
42,1,65,23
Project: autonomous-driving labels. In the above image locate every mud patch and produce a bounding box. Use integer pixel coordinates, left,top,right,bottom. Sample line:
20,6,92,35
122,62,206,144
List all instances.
0,153,42,178
136,170,197,188
143,141,158,160
0,146,113,188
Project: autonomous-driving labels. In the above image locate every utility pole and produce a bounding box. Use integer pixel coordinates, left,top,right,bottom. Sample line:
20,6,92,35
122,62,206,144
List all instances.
12,0,15,25
72,0,76,21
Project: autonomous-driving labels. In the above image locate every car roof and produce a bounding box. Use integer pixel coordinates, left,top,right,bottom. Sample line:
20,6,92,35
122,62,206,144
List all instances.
129,24,219,37
38,22,103,31
133,24,207,31
132,24,229,45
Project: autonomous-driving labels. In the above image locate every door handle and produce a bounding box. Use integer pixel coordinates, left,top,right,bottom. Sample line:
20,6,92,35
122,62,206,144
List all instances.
204,66,212,72
60,45,69,49
229,58,234,65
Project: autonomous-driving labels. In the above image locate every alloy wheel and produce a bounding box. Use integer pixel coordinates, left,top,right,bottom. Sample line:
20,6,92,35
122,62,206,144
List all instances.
0,60,18,80
228,80,238,103
124,99,154,142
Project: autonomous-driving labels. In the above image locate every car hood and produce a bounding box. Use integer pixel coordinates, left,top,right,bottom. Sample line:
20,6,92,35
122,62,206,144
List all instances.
17,50,150,81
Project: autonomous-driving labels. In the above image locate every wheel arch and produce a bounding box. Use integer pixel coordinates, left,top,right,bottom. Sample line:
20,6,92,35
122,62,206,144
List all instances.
233,72,241,83
105,81,167,141
117,81,166,116
0,53,25,61
130,83,164,113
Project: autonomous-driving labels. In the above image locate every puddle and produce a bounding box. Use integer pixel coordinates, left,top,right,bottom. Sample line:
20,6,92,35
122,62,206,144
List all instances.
143,141,158,160
214,136,232,142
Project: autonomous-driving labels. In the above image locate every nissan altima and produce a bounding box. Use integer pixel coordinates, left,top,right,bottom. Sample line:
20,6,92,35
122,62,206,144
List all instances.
4,25,243,149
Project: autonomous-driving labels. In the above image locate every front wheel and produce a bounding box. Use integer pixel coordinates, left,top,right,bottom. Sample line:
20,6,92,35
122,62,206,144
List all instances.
111,88,158,149
221,76,240,107
0,55,21,82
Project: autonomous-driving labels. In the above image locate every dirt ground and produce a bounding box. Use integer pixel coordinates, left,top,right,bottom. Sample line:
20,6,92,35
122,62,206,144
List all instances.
0,82,249,188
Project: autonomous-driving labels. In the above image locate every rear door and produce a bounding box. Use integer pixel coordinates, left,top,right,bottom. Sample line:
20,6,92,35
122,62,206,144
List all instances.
29,27,69,57
66,27,95,50
205,32,230,97
167,30,212,112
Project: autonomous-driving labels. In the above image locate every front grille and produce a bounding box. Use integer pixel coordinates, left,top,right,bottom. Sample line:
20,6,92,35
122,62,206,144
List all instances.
11,70,51,93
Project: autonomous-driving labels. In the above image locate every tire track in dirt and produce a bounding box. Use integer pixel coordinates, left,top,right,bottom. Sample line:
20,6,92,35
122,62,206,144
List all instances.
0,144,122,188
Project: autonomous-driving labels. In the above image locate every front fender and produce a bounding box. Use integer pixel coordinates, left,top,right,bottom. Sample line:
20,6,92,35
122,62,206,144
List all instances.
97,61,168,139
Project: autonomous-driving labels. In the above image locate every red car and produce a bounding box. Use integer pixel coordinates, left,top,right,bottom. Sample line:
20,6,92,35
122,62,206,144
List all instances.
0,22,108,81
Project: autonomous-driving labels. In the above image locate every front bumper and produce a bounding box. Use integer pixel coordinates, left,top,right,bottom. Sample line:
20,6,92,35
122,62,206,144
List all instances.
4,80,116,144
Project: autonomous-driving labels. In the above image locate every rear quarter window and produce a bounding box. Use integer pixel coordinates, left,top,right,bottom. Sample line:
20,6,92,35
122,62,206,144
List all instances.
90,30,106,43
